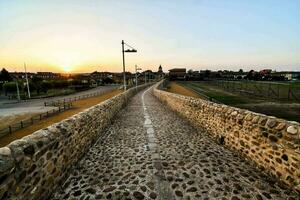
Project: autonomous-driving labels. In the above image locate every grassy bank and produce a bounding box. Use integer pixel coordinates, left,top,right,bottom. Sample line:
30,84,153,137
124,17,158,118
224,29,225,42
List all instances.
168,81,300,122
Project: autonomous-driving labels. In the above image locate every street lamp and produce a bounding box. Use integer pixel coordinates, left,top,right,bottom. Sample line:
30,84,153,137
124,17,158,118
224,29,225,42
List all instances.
135,65,142,88
121,40,137,91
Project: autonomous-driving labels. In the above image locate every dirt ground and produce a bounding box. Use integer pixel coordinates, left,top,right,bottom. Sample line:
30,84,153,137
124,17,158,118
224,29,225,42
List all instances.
167,82,200,98
0,113,38,130
0,89,122,147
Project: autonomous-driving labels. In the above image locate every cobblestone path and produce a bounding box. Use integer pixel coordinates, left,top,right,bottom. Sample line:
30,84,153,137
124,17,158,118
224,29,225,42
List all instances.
51,86,299,200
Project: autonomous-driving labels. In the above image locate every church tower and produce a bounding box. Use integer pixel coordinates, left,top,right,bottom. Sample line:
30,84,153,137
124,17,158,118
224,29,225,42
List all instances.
158,65,163,73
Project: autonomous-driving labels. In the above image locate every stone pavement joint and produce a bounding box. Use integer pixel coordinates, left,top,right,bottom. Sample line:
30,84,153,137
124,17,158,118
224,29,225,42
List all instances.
51,86,299,200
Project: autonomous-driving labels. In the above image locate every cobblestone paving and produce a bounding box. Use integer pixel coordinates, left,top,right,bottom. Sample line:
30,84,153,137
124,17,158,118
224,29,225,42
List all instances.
51,87,299,200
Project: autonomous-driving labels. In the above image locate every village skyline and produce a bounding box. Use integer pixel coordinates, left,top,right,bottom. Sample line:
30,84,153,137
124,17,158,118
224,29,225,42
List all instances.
1,1,300,73
1,65,300,74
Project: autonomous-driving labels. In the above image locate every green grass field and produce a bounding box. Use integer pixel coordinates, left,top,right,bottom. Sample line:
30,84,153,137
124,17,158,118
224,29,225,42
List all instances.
212,80,300,102
178,81,300,122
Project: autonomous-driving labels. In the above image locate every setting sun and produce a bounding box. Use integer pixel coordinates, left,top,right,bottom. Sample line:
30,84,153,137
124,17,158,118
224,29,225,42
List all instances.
63,65,72,72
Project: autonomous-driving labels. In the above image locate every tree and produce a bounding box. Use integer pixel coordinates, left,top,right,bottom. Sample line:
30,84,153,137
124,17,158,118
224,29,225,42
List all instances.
186,69,194,81
0,68,12,82
70,79,81,86
204,70,211,78
31,76,42,83
103,77,114,84
246,70,255,80
52,80,69,88
27,82,36,94
3,81,23,96
187,69,193,74
40,81,53,93
31,76,43,94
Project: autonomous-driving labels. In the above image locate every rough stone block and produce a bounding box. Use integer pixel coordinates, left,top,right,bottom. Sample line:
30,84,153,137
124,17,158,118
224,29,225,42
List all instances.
153,80,300,193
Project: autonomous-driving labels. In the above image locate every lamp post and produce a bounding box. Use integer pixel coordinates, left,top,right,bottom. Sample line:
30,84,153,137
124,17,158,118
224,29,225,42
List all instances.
121,40,137,91
135,65,142,88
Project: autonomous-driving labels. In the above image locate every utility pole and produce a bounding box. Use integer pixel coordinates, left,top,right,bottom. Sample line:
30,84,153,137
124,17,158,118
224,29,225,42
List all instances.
24,62,31,98
144,71,147,84
121,40,126,91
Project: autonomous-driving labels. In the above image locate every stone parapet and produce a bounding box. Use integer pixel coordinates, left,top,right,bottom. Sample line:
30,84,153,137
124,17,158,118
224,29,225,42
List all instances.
153,80,300,193
0,84,152,200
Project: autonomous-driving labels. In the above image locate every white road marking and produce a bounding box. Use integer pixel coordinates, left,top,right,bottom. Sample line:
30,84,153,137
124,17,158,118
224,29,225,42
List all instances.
141,86,174,199
142,87,158,152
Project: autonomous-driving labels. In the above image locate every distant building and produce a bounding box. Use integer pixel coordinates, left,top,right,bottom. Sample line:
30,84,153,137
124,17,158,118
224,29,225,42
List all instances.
142,70,155,80
112,73,123,83
10,71,62,80
290,71,300,80
90,71,114,85
156,65,164,79
91,71,113,80
271,71,300,81
10,72,35,79
36,72,61,79
112,72,133,84
186,70,203,81
169,68,186,80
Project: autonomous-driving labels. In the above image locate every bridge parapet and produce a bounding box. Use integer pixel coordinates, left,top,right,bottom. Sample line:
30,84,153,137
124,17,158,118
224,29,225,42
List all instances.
153,80,300,193
0,83,152,200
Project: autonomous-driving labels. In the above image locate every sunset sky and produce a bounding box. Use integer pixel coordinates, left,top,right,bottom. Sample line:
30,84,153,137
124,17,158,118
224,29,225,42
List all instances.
0,0,299,73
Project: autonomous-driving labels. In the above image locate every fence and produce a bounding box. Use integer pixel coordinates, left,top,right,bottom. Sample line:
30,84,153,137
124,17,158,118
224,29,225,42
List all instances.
44,87,120,106
0,102,72,138
0,86,121,138
209,80,300,102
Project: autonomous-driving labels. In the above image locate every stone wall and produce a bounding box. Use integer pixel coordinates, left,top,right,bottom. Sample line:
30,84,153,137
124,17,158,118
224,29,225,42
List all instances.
0,84,152,200
153,81,300,193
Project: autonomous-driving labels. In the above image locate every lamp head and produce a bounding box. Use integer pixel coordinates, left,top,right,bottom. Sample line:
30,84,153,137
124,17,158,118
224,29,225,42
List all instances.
124,49,137,53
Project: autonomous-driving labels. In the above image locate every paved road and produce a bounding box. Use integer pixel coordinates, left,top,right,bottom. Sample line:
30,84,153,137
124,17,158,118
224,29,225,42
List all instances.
51,86,299,200
0,85,119,116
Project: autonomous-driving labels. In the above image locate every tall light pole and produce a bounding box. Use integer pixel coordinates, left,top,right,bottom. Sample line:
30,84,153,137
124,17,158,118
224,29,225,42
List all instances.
135,65,142,88
121,40,137,91
24,62,31,99
122,40,126,91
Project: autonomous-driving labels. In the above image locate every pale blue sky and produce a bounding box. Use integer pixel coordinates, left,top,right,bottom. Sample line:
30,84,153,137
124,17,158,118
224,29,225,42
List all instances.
0,0,299,72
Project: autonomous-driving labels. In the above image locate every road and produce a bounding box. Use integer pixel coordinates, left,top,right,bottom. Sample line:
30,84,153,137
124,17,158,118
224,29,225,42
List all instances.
0,85,119,116
51,86,298,200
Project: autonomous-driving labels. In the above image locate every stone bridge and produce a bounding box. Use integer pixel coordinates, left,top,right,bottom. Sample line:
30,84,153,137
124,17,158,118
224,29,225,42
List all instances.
0,81,299,200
